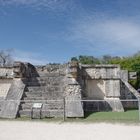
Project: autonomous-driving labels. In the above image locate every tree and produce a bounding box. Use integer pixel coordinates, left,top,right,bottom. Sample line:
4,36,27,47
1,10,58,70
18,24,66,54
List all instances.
0,50,14,67
101,55,112,64
71,57,78,62
78,55,100,64
109,53,140,89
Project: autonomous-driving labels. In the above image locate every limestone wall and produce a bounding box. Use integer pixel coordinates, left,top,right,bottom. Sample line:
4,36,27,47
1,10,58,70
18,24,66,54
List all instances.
85,80,105,99
81,64,124,112
105,80,120,97
64,63,84,117
82,65,120,79
65,83,84,117
0,79,26,118
85,80,120,99
81,65,121,98
0,79,12,99
0,83,11,99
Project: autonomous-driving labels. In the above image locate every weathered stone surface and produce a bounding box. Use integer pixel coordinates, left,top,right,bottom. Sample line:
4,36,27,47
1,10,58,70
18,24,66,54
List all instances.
122,80,140,98
129,72,137,80
0,79,25,118
13,61,37,78
104,97,124,112
0,83,11,99
65,84,84,117
119,70,128,82
0,99,5,112
13,62,26,78
0,68,13,78
82,65,120,79
85,80,105,99
105,80,120,97
19,65,66,118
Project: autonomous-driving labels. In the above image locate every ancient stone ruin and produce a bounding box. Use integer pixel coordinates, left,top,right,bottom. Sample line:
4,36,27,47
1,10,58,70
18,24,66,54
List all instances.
0,61,139,119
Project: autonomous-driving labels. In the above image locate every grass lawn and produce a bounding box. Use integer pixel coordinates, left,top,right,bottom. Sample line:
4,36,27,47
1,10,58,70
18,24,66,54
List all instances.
65,110,140,123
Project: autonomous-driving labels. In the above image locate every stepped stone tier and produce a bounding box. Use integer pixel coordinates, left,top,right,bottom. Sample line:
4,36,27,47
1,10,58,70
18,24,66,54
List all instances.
0,61,139,118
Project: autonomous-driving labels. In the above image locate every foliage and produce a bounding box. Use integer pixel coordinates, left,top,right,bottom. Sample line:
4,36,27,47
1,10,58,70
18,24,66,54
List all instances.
79,55,100,64
71,57,78,62
109,54,140,88
71,55,100,64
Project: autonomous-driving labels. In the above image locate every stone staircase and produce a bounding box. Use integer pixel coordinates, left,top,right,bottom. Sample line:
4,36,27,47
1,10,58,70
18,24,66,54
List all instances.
19,70,65,118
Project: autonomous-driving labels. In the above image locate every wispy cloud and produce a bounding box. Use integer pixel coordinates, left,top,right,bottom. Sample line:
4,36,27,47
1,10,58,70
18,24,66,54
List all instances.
0,0,75,11
13,49,47,65
69,17,140,56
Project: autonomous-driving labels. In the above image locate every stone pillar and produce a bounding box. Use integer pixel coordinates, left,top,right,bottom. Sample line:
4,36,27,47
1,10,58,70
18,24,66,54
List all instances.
64,62,84,117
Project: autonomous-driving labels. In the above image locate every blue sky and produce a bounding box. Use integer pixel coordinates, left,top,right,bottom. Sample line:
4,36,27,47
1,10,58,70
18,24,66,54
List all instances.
0,0,140,64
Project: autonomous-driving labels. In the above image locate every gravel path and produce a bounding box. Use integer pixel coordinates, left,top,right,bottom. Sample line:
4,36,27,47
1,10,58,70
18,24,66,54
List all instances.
0,121,140,140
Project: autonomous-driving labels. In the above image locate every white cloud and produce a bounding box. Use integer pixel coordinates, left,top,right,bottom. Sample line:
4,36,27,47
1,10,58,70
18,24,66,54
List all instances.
13,50,47,65
69,18,140,56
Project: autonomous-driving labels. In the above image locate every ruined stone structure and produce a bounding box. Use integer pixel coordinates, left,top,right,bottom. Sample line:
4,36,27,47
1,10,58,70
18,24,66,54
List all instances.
0,61,139,118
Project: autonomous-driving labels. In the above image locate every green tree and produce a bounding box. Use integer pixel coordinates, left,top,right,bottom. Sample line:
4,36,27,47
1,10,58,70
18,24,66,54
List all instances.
78,55,100,64
71,57,78,62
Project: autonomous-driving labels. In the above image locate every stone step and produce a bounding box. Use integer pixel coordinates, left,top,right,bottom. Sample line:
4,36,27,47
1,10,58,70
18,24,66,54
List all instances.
41,110,64,118
21,99,63,104
28,76,64,81
19,110,32,117
24,95,63,100
24,97,48,100
31,73,61,77
19,109,64,118
43,103,64,110
21,103,32,110
26,81,62,86
26,82,46,86
23,95,63,100
26,86,62,92
24,91,63,96
21,102,64,110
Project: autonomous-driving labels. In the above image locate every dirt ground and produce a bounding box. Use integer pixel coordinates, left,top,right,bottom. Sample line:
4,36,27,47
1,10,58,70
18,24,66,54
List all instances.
0,121,140,140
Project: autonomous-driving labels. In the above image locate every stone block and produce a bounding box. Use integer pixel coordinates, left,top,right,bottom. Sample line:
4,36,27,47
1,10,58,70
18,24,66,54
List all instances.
65,85,84,117
120,70,128,82
104,97,124,112
105,80,120,97
0,83,11,99
65,99,84,117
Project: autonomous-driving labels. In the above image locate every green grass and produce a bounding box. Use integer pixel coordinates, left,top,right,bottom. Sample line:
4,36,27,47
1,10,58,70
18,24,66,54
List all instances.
65,110,140,123
84,110,139,121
